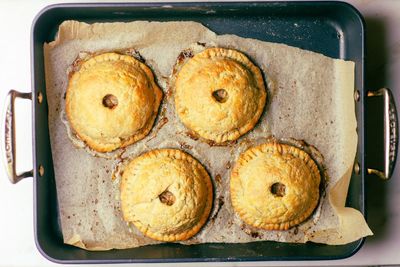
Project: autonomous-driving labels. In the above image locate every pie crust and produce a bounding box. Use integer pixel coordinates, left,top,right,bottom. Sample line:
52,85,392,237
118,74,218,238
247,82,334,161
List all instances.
230,142,321,230
120,149,213,241
66,52,162,152
174,48,266,143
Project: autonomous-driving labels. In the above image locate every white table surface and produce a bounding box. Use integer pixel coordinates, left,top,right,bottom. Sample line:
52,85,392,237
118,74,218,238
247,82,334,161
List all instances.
1,0,400,266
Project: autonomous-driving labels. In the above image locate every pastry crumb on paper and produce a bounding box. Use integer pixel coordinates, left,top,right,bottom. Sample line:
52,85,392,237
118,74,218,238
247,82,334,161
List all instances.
44,20,372,250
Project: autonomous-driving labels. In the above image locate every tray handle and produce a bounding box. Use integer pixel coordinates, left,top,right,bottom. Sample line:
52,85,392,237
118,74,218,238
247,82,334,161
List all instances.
3,90,33,184
367,88,398,180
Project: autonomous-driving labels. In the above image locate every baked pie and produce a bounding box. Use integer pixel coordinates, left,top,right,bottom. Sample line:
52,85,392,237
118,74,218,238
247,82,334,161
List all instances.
230,142,321,230
174,47,266,143
120,149,213,241
65,52,162,152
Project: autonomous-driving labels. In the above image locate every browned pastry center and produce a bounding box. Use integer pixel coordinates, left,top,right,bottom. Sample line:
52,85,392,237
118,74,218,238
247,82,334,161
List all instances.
270,182,286,197
212,88,228,103
102,94,118,109
158,190,176,206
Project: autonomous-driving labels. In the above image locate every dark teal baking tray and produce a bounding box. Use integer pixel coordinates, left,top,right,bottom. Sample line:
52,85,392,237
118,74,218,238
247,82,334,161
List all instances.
31,1,365,263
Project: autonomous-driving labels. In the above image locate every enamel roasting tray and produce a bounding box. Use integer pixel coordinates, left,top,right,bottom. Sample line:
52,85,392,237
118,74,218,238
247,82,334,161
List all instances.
3,1,398,263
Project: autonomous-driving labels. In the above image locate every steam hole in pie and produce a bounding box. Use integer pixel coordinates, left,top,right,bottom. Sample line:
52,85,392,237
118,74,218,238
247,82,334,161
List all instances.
270,182,286,197
212,89,228,103
102,94,118,109
159,190,176,206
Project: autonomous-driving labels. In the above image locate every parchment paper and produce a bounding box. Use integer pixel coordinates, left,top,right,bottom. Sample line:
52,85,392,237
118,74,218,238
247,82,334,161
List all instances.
43,20,372,250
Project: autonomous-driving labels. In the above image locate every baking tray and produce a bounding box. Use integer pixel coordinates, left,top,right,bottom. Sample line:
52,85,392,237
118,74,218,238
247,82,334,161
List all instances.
3,1,398,264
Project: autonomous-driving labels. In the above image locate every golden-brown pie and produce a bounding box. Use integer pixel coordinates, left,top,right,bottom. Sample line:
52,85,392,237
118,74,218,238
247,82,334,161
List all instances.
230,142,321,230
120,149,213,241
174,47,266,143
65,52,162,152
